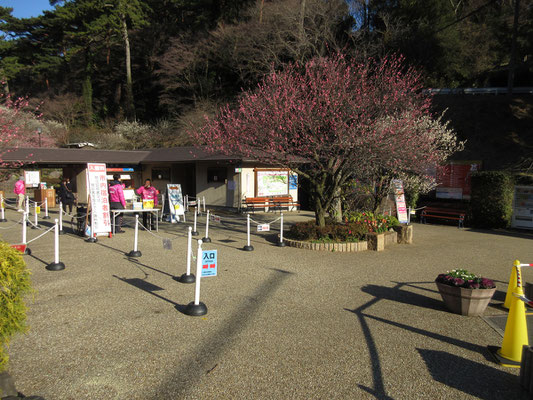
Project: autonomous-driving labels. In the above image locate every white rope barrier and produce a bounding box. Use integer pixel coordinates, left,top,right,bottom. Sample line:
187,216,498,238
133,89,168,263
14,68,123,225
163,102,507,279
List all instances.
126,215,142,257
202,210,211,242
0,217,24,230
46,219,65,271
192,207,198,235
26,225,55,244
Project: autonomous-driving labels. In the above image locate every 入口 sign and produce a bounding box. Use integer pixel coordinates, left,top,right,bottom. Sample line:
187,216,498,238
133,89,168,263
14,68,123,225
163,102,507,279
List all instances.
201,250,217,277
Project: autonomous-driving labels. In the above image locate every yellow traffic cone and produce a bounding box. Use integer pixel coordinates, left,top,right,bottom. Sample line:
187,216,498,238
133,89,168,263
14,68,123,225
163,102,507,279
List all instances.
503,260,520,309
495,282,529,367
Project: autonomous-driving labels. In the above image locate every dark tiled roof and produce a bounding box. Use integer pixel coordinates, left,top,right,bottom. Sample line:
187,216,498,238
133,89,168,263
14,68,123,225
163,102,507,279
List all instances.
0,146,249,165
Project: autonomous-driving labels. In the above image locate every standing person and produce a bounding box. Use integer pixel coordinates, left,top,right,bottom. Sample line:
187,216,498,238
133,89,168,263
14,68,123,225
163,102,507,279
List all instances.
58,177,75,214
14,176,25,212
136,178,158,229
109,174,126,233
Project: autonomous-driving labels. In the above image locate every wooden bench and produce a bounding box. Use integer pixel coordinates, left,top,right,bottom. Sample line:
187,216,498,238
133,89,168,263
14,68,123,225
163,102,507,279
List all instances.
243,197,270,213
421,207,465,228
269,195,300,213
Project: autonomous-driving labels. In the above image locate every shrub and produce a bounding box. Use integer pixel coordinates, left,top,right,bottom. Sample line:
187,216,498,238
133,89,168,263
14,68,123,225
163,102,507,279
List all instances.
287,221,368,242
344,211,400,233
470,171,514,229
0,242,32,372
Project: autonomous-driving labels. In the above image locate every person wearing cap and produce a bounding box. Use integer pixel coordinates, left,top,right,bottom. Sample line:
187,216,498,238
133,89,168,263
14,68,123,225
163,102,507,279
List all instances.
14,176,25,212
136,178,158,230
109,174,126,233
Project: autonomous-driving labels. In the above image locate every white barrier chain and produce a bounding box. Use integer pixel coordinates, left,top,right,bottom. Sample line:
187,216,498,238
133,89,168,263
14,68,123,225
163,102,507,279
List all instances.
26,225,55,244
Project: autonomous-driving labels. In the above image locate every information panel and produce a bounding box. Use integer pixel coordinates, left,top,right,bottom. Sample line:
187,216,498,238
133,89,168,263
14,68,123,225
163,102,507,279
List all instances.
256,170,288,197
86,163,111,234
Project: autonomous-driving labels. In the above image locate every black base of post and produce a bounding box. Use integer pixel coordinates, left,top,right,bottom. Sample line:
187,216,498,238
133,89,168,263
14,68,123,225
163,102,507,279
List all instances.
42,216,51,220
126,250,142,257
184,301,208,316
23,248,31,256
85,237,97,243
59,229,66,235
191,231,199,236
0,218,6,222
277,241,286,247
202,237,211,243
46,262,65,271
175,273,196,284
243,245,254,251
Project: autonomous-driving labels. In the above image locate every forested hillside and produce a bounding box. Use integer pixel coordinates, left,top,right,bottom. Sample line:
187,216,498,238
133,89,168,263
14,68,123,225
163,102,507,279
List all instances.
0,0,531,149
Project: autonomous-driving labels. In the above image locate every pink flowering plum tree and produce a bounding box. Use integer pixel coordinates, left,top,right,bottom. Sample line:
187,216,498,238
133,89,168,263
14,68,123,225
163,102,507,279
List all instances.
193,54,463,227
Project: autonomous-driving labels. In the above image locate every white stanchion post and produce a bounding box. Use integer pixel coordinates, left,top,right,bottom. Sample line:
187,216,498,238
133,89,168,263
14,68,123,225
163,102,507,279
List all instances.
202,210,211,243
21,212,30,255
59,202,64,234
195,194,200,214
184,239,207,316
203,196,206,213
46,219,65,271
43,197,50,219
191,207,198,236
243,213,254,251
176,226,195,283
0,194,6,222
126,214,141,257
32,201,39,229
277,213,286,247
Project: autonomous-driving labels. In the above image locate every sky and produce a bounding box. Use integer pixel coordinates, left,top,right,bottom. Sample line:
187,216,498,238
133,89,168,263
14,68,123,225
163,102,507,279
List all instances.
0,0,55,19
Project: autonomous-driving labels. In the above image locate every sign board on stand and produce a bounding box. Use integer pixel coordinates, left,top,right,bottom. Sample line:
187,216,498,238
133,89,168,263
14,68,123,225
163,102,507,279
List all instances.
167,184,185,223
86,163,111,235
201,250,217,277
257,223,270,232
392,179,409,224
24,171,40,188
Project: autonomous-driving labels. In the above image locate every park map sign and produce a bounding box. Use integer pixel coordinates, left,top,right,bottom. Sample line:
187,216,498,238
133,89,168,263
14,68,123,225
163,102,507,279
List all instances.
256,169,289,197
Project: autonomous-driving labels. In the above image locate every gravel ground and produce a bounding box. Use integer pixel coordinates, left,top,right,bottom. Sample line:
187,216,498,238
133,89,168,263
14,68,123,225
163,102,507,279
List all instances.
1,207,531,400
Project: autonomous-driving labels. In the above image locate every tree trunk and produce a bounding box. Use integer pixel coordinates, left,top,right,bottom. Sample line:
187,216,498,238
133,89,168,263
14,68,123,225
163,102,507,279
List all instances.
121,12,136,121
331,186,343,223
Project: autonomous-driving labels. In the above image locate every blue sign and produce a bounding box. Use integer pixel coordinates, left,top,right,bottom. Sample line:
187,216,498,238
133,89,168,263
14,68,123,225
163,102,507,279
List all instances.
201,250,217,277
289,174,298,190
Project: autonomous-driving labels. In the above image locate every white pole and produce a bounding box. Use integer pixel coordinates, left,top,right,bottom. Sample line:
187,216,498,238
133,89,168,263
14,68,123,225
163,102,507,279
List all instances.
193,207,198,232
195,194,199,214
59,201,63,231
205,210,210,238
194,240,203,305
25,196,29,214
22,212,27,245
247,213,251,247
54,219,60,264
280,213,284,242
44,197,49,218
203,196,206,213
133,214,139,252
186,226,192,276
34,202,38,227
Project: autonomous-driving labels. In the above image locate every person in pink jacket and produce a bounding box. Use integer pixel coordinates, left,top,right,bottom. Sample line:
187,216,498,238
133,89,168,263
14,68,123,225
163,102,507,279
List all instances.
136,179,158,229
108,174,126,233
14,176,25,212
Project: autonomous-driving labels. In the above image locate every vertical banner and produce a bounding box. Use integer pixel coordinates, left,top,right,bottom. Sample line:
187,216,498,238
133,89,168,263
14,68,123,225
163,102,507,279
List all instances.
87,163,111,234
167,184,185,223
392,179,409,224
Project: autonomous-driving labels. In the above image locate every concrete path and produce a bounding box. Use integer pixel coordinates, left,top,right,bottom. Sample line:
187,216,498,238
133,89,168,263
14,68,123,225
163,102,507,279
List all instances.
1,207,531,399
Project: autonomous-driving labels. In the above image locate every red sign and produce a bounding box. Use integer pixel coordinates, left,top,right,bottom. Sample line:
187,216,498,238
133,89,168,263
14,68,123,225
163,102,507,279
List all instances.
436,162,481,198
11,244,27,253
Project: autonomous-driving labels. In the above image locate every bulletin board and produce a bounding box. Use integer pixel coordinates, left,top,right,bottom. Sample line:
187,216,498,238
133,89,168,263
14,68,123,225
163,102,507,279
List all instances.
255,169,289,197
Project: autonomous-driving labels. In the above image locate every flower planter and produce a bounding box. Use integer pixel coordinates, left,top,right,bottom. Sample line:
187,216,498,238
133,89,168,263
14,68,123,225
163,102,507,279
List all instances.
435,281,496,316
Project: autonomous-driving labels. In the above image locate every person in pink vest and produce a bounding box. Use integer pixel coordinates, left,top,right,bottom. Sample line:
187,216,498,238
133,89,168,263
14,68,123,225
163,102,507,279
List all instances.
136,178,158,229
109,174,126,233
14,176,25,212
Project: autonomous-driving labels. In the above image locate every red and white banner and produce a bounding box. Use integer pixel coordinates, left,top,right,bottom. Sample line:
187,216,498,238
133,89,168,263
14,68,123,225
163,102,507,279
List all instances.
87,163,111,234
392,179,409,224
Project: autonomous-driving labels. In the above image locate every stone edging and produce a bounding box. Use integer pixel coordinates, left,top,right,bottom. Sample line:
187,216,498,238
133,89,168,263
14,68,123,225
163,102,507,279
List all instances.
283,237,368,252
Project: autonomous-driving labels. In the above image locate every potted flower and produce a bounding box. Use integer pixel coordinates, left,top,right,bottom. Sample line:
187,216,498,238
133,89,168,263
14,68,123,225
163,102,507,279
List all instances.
435,269,496,316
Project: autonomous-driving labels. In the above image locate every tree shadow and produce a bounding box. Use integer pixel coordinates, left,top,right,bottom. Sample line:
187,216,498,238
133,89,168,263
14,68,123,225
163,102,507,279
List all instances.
465,227,533,240
152,268,294,399
417,349,526,399
113,275,184,310
360,284,446,312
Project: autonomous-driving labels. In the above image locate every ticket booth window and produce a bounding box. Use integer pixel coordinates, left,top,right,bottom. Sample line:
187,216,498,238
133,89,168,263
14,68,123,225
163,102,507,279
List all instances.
207,167,227,183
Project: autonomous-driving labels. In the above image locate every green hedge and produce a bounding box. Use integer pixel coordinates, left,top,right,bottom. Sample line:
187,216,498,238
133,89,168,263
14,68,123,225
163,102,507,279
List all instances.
0,242,32,372
470,171,514,229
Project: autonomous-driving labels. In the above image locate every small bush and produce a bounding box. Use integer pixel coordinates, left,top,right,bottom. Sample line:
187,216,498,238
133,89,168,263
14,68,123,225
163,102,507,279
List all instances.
470,171,514,229
0,242,32,372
